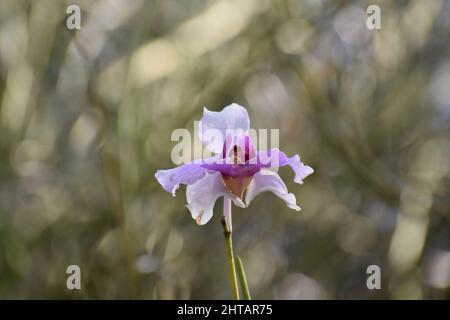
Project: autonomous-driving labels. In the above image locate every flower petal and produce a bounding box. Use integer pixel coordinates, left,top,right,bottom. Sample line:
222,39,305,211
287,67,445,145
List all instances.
257,148,314,184
155,164,206,196
186,172,245,225
245,169,301,211
198,103,250,154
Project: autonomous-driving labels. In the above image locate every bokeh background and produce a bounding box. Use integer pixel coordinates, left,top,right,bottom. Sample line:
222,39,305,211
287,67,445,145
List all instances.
0,0,449,299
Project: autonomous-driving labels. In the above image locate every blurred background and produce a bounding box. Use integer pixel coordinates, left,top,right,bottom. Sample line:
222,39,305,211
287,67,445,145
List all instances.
0,0,449,299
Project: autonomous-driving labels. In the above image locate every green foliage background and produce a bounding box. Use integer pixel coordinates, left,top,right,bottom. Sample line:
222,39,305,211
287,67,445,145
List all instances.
0,0,449,299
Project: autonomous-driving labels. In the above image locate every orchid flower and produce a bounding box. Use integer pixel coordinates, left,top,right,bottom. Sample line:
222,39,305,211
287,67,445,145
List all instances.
155,103,313,299
155,103,314,225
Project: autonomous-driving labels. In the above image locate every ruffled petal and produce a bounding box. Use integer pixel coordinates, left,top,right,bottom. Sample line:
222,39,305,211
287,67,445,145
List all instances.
155,164,206,196
186,172,245,225
257,148,314,184
198,103,250,154
245,169,301,211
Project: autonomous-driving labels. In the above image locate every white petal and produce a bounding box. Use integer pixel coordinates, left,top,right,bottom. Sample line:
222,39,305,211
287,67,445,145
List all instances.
245,169,301,211
186,172,245,225
198,103,250,154
186,172,224,225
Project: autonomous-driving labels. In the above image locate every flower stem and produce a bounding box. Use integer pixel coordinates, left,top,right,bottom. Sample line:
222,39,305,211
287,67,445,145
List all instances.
222,198,240,300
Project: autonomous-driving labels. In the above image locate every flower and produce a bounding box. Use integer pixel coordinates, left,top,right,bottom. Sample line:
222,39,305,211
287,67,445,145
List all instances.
155,103,314,225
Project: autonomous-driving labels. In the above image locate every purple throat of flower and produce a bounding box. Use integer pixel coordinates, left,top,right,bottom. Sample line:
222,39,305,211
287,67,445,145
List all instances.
218,140,256,200
154,103,314,225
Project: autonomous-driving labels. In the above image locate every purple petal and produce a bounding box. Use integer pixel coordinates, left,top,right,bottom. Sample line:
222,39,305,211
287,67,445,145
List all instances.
199,148,313,183
201,161,261,178
257,148,314,184
155,163,206,196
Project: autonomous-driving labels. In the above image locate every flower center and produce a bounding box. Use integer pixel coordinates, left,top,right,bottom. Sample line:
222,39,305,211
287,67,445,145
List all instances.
229,145,244,164
221,143,254,199
218,135,258,199
222,134,255,164
221,173,252,199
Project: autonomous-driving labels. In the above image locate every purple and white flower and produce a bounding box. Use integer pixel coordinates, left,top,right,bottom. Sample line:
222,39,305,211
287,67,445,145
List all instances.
155,103,314,225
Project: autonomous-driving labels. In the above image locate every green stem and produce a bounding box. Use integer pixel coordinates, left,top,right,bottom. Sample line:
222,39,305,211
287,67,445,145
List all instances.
236,256,252,300
221,216,240,300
